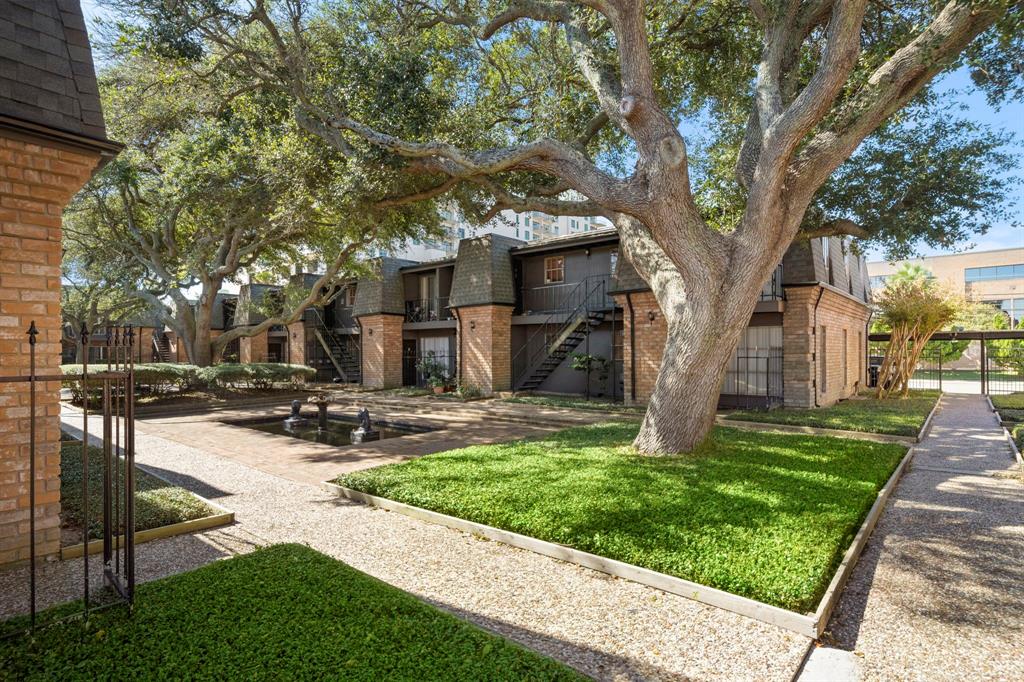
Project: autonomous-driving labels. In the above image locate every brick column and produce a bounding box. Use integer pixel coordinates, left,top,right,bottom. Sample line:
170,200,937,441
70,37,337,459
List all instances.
359,314,403,388
612,292,665,404
782,286,818,408
1,136,100,565
456,305,512,395
239,331,269,364
287,322,306,366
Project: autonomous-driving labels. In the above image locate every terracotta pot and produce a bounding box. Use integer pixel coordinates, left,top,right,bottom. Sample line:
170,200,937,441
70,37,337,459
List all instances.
433,386,445,395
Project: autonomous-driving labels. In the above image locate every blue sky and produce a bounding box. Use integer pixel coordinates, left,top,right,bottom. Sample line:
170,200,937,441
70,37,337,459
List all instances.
80,1,1022,263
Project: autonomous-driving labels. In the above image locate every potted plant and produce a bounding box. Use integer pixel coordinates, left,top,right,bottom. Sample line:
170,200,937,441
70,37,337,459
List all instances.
416,353,451,394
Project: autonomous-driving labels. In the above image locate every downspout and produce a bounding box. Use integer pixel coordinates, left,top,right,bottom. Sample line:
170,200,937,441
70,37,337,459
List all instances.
626,292,636,403
453,308,463,387
812,287,826,407
357,319,364,386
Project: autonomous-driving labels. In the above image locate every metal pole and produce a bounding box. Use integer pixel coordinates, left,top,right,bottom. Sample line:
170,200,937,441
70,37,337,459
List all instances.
125,325,136,603
27,321,38,627
80,323,90,609
102,328,112,574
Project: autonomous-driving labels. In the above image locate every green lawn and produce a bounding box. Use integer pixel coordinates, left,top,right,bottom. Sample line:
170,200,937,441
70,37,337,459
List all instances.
503,395,646,414
991,393,1024,423
61,440,215,541
0,544,581,680
338,423,906,612
726,390,940,437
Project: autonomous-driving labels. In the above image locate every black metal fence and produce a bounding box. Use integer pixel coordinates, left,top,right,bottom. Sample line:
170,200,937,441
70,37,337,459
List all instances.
1,322,136,637
868,330,1024,395
719,349,784,408
402,350,457,388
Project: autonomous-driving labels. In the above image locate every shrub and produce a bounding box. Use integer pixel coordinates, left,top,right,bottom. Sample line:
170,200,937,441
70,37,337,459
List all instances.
62,363,202,402
198,363,315,389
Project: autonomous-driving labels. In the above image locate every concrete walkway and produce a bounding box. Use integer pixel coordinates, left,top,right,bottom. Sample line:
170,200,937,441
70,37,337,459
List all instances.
805,394,1024,680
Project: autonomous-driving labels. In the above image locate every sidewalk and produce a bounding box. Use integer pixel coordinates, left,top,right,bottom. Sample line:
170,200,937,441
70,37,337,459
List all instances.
804,394,1024,680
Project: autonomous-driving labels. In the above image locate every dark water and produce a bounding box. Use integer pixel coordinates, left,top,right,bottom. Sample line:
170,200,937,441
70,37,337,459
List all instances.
240,417,421,446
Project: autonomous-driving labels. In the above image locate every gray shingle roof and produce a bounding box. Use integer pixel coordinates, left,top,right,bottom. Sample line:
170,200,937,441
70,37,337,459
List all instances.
449,234,523,308
608,252,649,294
353,257,414,317
0,0,108,140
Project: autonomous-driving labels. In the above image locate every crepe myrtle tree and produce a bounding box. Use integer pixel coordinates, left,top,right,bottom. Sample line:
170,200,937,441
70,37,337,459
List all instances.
66,53,440,366
117,0,1023,452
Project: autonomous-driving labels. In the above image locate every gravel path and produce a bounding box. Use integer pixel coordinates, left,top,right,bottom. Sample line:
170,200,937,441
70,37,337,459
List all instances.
815,394,1024,681
1,409,814,680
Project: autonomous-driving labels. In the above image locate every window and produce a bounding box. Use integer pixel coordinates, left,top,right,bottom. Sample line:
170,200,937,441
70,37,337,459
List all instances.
544,256,565,283
1002,299,1024,328
821,238,832,285
515,228,519,238
610,250,618,275
869,275,889,290
819,326,828,393
965,264,1024,282
841,329,848,387
457,228,465,239
524,230,530,240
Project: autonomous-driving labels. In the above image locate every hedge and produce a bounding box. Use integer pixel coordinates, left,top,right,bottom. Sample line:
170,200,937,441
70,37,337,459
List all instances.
61,362,314,400
198,363,315,389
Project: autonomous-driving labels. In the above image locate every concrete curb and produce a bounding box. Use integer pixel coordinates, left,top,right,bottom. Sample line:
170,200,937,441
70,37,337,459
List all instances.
323,442,914,639
60,506,235,559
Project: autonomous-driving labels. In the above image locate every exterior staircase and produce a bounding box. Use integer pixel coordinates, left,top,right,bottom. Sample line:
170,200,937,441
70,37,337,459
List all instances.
152,334,172,363
516,310,606,391
311,309,360,383
512,276,611,392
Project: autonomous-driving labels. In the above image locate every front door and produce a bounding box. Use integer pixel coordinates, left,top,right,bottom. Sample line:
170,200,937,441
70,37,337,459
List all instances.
402,339,417,386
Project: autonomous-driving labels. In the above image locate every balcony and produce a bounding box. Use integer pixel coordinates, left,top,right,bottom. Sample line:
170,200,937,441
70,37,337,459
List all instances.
405,297,454,323
520,275,614,315
760,264,785,301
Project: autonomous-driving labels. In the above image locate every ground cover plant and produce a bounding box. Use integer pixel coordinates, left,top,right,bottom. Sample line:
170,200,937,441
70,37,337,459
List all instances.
0,544,582,680
504,395,646,415
991,393,1024,423
727,391,939,437
60,439,214,542
339,424,907,612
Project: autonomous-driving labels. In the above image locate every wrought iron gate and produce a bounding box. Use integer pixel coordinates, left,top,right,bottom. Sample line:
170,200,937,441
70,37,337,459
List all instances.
868,330,1024,394
0,322,136,636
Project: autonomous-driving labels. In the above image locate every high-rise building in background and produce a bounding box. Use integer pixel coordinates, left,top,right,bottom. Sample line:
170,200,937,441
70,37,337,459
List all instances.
385,206,611,261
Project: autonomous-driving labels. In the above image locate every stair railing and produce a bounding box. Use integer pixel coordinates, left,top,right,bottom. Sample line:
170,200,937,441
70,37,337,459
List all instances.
511,276,608,389
309,307,360,381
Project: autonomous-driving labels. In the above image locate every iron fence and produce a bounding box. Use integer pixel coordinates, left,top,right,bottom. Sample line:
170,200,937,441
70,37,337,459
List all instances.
1,323,136,638
719,350,784,408
983,338,1024,395
759,264,785,301
403,350,457,388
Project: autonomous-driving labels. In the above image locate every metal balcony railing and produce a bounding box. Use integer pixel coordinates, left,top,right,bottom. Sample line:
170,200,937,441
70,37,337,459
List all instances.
405,297,453,323
520,275,614,314
760,264,785,301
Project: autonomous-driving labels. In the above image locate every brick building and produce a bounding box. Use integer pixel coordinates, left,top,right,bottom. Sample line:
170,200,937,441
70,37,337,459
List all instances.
1,0,120,565
287,229,872,409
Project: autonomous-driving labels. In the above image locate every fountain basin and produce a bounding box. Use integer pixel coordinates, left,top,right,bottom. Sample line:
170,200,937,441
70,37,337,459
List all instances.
234,415,432,447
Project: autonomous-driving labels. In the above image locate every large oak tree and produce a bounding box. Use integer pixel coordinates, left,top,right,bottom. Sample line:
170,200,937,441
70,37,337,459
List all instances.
114,0,1022,451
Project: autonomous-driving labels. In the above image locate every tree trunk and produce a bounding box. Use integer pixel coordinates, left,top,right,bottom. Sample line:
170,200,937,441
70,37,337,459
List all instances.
632,317,745,453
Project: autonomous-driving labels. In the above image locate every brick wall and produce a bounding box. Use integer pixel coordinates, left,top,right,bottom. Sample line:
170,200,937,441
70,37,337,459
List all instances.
612,292,666,404
239,331,269,364
136,326,155,363
783,285,869,408
456,304,512,395
287,322,305,366
1,134,100,566
359,314,403,388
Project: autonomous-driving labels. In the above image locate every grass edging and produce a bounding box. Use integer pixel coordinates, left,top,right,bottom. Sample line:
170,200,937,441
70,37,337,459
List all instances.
60,506,235,559
324,441,915,640
1001,425,1024,470
718,394,941,445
